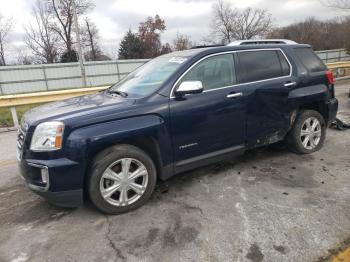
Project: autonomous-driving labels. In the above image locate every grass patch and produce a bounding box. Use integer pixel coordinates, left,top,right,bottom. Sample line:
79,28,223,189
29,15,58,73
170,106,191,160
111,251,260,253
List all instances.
0,104,43,128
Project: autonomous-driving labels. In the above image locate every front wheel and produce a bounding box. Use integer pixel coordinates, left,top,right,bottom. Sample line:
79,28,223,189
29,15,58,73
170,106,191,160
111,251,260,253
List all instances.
88,145,157,214
287,110,326,154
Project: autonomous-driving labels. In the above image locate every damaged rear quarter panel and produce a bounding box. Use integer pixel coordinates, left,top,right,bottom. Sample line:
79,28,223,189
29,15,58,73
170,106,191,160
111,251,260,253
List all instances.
288,84,329,111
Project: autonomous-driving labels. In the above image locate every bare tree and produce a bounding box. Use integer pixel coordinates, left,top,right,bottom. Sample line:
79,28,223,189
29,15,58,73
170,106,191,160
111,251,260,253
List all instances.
0,14,13,66
82,18,105,61
25,0,59,64
48,0,93,61
268,16,350,51
211,0,237,43
211,0,273,43
343,16,350,52
16,48,34,65
173,33,193,51
234,8,272,40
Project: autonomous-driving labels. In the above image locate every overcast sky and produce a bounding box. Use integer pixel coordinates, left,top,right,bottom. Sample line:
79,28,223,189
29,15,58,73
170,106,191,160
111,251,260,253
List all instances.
1,0,347,61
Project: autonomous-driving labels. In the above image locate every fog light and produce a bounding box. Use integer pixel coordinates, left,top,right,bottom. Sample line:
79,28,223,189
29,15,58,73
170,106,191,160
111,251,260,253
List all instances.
41,167,49,184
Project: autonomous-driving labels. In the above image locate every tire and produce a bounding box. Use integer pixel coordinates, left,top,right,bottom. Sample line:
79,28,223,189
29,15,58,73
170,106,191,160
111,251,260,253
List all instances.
287,110,326,154
88,144,157,214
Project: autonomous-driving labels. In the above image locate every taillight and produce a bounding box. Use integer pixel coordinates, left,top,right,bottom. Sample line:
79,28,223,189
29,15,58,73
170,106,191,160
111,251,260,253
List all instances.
326,71,334,85
326,70,335,99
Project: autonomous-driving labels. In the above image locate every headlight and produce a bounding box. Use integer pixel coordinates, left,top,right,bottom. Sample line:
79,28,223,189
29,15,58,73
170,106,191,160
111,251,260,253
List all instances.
30,122,65,151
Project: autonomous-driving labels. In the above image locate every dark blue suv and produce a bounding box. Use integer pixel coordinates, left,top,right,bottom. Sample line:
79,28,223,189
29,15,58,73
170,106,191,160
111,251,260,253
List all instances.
18,40,338,214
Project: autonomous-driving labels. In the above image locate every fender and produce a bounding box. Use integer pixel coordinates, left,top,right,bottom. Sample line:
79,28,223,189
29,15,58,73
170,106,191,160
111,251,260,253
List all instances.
288,84,329,113
288,84,328,101
65,114,173,179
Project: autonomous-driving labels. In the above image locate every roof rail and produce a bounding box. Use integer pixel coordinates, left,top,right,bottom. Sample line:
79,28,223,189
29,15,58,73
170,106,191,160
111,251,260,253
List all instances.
191,44,225,49
227,39,298,46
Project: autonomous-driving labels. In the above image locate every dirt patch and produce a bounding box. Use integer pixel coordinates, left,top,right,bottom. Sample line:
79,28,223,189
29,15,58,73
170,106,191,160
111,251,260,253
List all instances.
0,181,73,226
210,161,237,174
129,228,160,251
273,245,287,255
162,213,200,248
244,163,318,188
105,210,201,259
246,243,264,262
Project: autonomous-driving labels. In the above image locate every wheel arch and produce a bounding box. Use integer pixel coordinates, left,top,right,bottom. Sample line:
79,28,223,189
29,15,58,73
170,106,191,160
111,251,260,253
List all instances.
288,84,330,125
298,101,328,125
85,135,167,187
65,115,173,197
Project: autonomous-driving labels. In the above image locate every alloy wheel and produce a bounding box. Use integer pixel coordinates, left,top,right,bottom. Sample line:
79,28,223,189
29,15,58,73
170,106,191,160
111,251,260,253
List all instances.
99,158,149,206
300,117,322,150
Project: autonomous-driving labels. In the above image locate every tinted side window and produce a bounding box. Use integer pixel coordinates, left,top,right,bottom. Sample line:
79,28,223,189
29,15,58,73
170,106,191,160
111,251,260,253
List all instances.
237,50,290,83
294,47,326,72
180,54,236,91
278,51,290,76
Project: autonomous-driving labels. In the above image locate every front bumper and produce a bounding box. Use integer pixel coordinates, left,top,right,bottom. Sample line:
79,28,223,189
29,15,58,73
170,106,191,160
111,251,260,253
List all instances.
19,158,84,207
32,188,83,207
327,98,338,126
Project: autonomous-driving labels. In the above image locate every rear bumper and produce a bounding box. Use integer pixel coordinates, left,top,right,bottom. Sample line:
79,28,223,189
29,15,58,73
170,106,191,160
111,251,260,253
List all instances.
327,98,338,125
19,158,84,207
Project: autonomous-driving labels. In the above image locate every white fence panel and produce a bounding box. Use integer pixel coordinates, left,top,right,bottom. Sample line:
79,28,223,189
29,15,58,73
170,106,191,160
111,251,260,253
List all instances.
86,74,119,87
0,59,149,95
0,49,349,95
2,80,48,94
118,60,147,74
315,49,350,63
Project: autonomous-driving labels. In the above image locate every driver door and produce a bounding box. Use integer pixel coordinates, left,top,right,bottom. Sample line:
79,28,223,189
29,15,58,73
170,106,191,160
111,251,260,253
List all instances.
169,53,246,172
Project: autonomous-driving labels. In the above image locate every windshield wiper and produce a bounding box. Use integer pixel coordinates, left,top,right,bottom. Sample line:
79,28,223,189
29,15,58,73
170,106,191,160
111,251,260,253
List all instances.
106,89,128,97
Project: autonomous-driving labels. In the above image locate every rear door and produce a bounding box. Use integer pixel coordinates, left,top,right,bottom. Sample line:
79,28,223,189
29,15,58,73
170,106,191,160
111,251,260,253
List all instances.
234,49,295,147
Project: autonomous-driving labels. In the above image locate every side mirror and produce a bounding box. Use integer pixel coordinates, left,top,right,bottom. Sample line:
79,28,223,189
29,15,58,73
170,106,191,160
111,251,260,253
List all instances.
175,81,203,97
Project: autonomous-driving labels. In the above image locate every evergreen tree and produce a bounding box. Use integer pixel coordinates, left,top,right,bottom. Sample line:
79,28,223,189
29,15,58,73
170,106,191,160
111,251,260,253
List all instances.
60,49,78,63
160,43,172,55
118,30,144,59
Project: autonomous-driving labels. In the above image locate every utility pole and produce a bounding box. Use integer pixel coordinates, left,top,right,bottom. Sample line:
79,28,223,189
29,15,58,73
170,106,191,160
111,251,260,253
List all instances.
72,0,87,88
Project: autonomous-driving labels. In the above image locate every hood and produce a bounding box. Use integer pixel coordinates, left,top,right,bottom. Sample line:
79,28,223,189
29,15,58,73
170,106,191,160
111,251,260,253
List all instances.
23,91,135,128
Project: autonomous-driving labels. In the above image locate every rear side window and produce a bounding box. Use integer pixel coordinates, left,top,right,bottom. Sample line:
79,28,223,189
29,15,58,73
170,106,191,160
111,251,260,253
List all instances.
278,51,290,76
180,54,236,91
294,47,326,72
237,50,290,83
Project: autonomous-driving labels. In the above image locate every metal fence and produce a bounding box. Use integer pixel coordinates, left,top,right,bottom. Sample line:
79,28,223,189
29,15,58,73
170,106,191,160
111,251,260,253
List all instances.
315,49,350,63
0,59,149,95
0,49,349,95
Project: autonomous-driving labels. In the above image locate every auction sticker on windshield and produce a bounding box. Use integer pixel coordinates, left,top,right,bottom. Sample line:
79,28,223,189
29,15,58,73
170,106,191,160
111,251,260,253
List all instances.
168,57,187,64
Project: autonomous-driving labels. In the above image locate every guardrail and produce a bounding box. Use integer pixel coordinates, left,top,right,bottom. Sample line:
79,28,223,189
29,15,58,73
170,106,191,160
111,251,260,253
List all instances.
326,61,350,80
1,61,350,128
0,86,109,127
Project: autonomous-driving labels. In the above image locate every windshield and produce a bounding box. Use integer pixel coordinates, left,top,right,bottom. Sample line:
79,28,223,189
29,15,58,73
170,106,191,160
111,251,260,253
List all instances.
109,56,188,97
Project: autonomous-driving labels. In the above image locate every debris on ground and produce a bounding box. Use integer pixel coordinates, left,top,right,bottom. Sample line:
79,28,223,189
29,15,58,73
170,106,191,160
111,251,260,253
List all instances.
330,112,350,130
248,176,256,182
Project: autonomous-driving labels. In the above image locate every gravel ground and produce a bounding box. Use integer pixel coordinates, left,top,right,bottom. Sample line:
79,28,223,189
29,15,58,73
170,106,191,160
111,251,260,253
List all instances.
0,80,349,262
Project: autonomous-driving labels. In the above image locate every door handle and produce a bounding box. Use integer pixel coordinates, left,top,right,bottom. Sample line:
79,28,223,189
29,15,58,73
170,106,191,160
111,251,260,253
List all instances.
284,82,296,88
227,92,243,99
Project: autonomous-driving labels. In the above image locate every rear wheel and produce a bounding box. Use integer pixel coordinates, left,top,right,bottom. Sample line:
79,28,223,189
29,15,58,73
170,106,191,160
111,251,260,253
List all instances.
287,110,326,154
88,145,157,214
